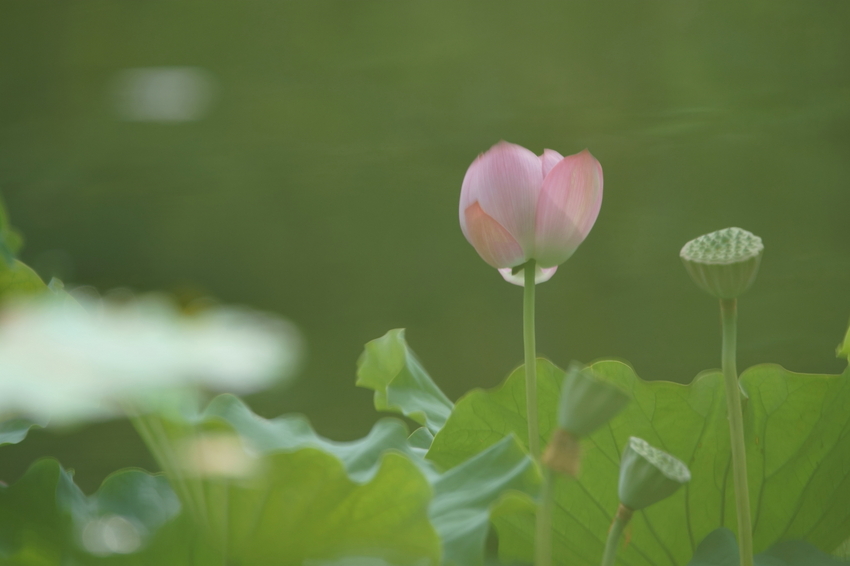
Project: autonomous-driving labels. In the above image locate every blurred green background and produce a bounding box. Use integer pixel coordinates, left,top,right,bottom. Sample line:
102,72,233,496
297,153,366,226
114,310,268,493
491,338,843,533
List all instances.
1,0,849,492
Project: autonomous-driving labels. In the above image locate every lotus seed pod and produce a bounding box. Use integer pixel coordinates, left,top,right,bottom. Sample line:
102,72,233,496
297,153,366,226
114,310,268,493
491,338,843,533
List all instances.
556,362,630,436
542,364,629,476
680,227,764,299
618,437,690,511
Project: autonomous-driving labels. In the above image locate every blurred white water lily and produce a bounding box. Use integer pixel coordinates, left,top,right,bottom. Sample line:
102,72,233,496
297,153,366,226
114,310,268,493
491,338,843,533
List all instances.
0,295,302,423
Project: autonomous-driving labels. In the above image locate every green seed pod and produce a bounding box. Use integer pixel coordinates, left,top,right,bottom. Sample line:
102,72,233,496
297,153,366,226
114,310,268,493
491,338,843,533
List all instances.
556,362,630,436
542,363,629,477
618,437,690,511
680,227,764,299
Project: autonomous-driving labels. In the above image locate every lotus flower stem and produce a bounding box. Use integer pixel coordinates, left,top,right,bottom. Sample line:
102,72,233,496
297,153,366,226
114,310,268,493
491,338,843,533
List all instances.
601,504,632,566
525,260,552,566
130,411,216,540
720,298,754,566
535,468,554,566
523,260,540,458
130,413,203,524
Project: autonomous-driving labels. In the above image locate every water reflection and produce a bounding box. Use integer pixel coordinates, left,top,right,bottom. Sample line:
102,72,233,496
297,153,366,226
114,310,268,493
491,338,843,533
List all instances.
112,67,215,122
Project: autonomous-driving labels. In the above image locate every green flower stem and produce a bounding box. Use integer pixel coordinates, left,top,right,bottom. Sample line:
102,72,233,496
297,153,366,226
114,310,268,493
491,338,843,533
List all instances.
524,260,540,458
130,413,199,520
720,298,754,566
524,260,550,566
130,411,212,535
601,504,632,566
535,468,554,566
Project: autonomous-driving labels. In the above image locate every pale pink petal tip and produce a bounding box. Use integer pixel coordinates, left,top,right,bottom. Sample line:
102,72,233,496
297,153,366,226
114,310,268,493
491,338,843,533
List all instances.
540,149,564,178
498,265,558,287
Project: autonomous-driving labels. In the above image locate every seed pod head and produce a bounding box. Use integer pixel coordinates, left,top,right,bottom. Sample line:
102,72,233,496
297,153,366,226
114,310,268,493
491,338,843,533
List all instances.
556,362,630,437
680,227,764,299
618,437,690,511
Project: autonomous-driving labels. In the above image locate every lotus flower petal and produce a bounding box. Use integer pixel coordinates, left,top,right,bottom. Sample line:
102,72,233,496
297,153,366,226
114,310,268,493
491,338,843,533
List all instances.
460,141,543,254
540,149,563,178
462,202,526,268
533,150,603,267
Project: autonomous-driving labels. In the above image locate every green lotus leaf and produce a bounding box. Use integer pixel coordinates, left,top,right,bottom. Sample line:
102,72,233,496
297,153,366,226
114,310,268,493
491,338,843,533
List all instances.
0,196,23,268
0,443,440,566
197,394,537,566
126,396,441,565
427,358,562,470
0,458,183,564
212,448,439,565
0,417,47,447
0,260,47,300
0,201,45,298
687,527,846,566
430,434,538,566
75,393,536,566
356,329,453,434
428,357,850,565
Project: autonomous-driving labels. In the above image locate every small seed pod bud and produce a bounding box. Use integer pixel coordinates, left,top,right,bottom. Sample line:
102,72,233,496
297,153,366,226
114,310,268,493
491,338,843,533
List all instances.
680,227,764,299
542,363,630,476
618,437,690,511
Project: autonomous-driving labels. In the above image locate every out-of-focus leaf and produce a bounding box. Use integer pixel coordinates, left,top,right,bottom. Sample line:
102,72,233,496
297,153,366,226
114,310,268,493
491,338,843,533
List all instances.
757,540,848,565
686,528,739,566
429,357,850,565
305,559,395,566
0,396,536,565
0,459,183,565
129,396,442,565
0,433,439,565
408,427,434,451
427,359,561,470
212,449,439,565
86,469,181,537
0,418,46,447
198,394,537,566
687,528,848,566
202,394,430,482
356,329,453,434
0,197,23,268
0,459,73,564
0,260,46,300
430,435,538,566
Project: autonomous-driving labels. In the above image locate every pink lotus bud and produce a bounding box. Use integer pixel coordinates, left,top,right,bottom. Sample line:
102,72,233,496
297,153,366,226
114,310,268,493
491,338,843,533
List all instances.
459,141,603,285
